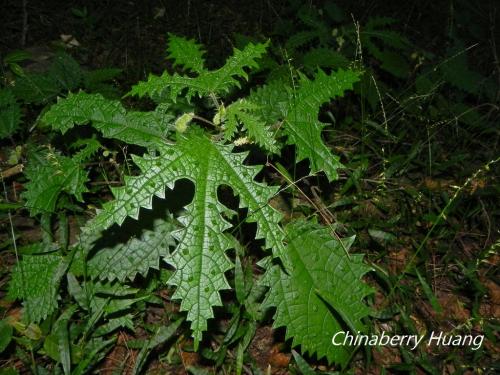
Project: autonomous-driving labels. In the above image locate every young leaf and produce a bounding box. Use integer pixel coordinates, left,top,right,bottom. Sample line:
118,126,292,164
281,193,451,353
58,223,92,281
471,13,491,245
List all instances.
261,221,373,365
250,69,360,181
129,40,269,101
175,112,194,133
223,100,278,153
167,33,206,74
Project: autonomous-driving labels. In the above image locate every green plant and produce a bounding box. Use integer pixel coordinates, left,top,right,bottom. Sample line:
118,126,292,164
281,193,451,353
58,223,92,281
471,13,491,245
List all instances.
2,1,499,372
5,33,373,372
0,51,121,140
0,87,22,139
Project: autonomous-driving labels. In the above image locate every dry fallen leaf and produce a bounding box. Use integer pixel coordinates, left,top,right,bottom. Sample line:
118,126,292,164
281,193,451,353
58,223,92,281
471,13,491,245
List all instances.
436,293,470,322
387,248,410,274
372,346,401,367
483,279,500,305
180,351,200,367
268,344,291,368
60,34,80,47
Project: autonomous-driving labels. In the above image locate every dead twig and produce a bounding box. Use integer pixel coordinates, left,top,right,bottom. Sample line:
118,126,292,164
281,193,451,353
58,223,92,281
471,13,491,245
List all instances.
1,164,24,179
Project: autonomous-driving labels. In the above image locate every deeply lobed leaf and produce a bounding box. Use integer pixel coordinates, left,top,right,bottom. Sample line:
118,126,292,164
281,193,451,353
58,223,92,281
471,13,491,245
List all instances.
129,41,269,101
79,129,284,346
222,100,278,153
284,69,360,180
167,33,206,74
250,69,360,181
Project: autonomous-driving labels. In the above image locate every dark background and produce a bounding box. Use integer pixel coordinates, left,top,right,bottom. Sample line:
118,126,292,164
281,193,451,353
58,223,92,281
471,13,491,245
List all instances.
2,0,496,79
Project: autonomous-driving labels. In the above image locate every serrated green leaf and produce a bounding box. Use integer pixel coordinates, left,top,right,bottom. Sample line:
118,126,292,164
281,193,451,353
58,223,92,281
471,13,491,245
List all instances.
292,350,317,375
441,42,486,97
80,129,284,346
363,17,411,51
12,73,61,104
83,68,122,86
0,320,13,353
87,218,176,282
71,137,102,162
302,48,350,70
42,92,168,148
249,69,359,180
248,79,290,123
48,52,82,91
261,221,373,365
223,100,278,153
22,149,89,215
211,41,269,92
0,88,22,139
129,39,269,101
285,30,319,51
285,69,360,180
249,69,360,180
8,253,65,323
167,33,206,74
283,70,359,181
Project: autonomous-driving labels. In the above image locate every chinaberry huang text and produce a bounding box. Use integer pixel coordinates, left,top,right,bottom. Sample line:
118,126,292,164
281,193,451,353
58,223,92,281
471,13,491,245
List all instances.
331,331,484,351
